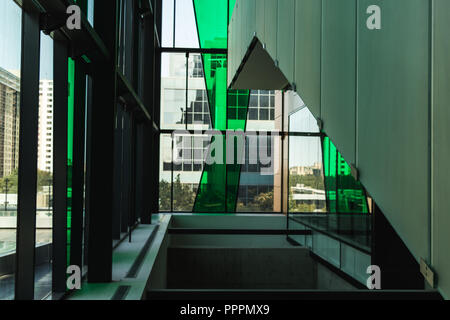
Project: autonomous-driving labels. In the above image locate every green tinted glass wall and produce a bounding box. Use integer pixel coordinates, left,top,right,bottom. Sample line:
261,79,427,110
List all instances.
193,0,228,49
192,0,250,213
323,136,368,213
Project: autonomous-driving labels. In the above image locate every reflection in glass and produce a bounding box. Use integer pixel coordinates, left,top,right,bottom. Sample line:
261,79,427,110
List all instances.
160,53,187,129
323,136,368,214
187,54,211,130
236,134,279,212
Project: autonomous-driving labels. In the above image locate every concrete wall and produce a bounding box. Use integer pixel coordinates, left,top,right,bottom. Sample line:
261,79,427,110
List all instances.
167,245,356,290
167,247,316,289
228,0,449,298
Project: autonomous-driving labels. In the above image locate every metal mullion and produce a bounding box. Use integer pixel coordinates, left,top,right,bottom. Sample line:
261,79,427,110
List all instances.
185,52,189,130
70,60,88,273
158,47,228,54
172,0,176,47
112,107,123,240
15,8,41,300
121,110,131,234
128,112,137,242
170,134,174,212
52,39,69,295
159,128,322,137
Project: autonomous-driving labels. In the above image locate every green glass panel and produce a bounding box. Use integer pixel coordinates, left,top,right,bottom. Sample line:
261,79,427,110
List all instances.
323,136,368,213
192,0,250,213
202,53,228,130
227,89,249,130
67,58,75,267
194,134,227,212
193,0,228,49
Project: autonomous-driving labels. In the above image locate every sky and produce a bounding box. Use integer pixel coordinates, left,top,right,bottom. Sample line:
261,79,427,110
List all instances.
0,0,53,80
162,0,199,48
161,0,199,77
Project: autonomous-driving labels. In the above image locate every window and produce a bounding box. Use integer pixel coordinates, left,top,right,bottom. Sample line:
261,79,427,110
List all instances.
0,0,21,300
34,30,53,300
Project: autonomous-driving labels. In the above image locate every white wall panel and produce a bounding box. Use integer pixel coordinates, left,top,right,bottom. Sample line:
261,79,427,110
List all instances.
264,0,278,61
243,0,256,51
357,0,430,262
277,0,295,83
321,0,356,165
256,0,265,43
294,0,322,118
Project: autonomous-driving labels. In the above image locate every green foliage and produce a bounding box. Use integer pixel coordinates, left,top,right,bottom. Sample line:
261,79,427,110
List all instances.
289,174,324,190
159,180,171,211
0,169,53,194
236,191,274,212
289,199,319,213
159,174,196,212
289,174,325,213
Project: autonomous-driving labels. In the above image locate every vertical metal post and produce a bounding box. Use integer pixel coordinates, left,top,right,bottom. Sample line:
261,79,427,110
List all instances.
52,39,68,294
173,0,176,47
87,0,118,283
15,6,41,300
185,52,189,130
170,134,174,212
70,59,87,271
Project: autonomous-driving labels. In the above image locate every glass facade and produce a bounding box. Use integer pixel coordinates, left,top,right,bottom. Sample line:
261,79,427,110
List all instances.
322,137,368,214
157,0,371,215
0,0,21,300
0,0,152,300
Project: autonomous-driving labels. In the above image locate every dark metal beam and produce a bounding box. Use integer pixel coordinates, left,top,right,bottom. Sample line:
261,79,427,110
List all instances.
52,39,69,294
15,8,41,300
70,59,87,272
157,47,227,54
86,0,118,283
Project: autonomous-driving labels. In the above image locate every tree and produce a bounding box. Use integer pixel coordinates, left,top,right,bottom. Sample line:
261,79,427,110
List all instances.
159,180,171,210
253,191,274,211
159,174,196,211
172,175,196,211
289,174,324,190
0,169,53,194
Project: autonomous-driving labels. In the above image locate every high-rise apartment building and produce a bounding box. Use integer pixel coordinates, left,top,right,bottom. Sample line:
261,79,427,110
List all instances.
37,80,53,173
0,67,20,178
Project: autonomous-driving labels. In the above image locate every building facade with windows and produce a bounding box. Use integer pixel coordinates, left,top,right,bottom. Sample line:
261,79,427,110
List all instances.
37,80,53,173
0,67,20,179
